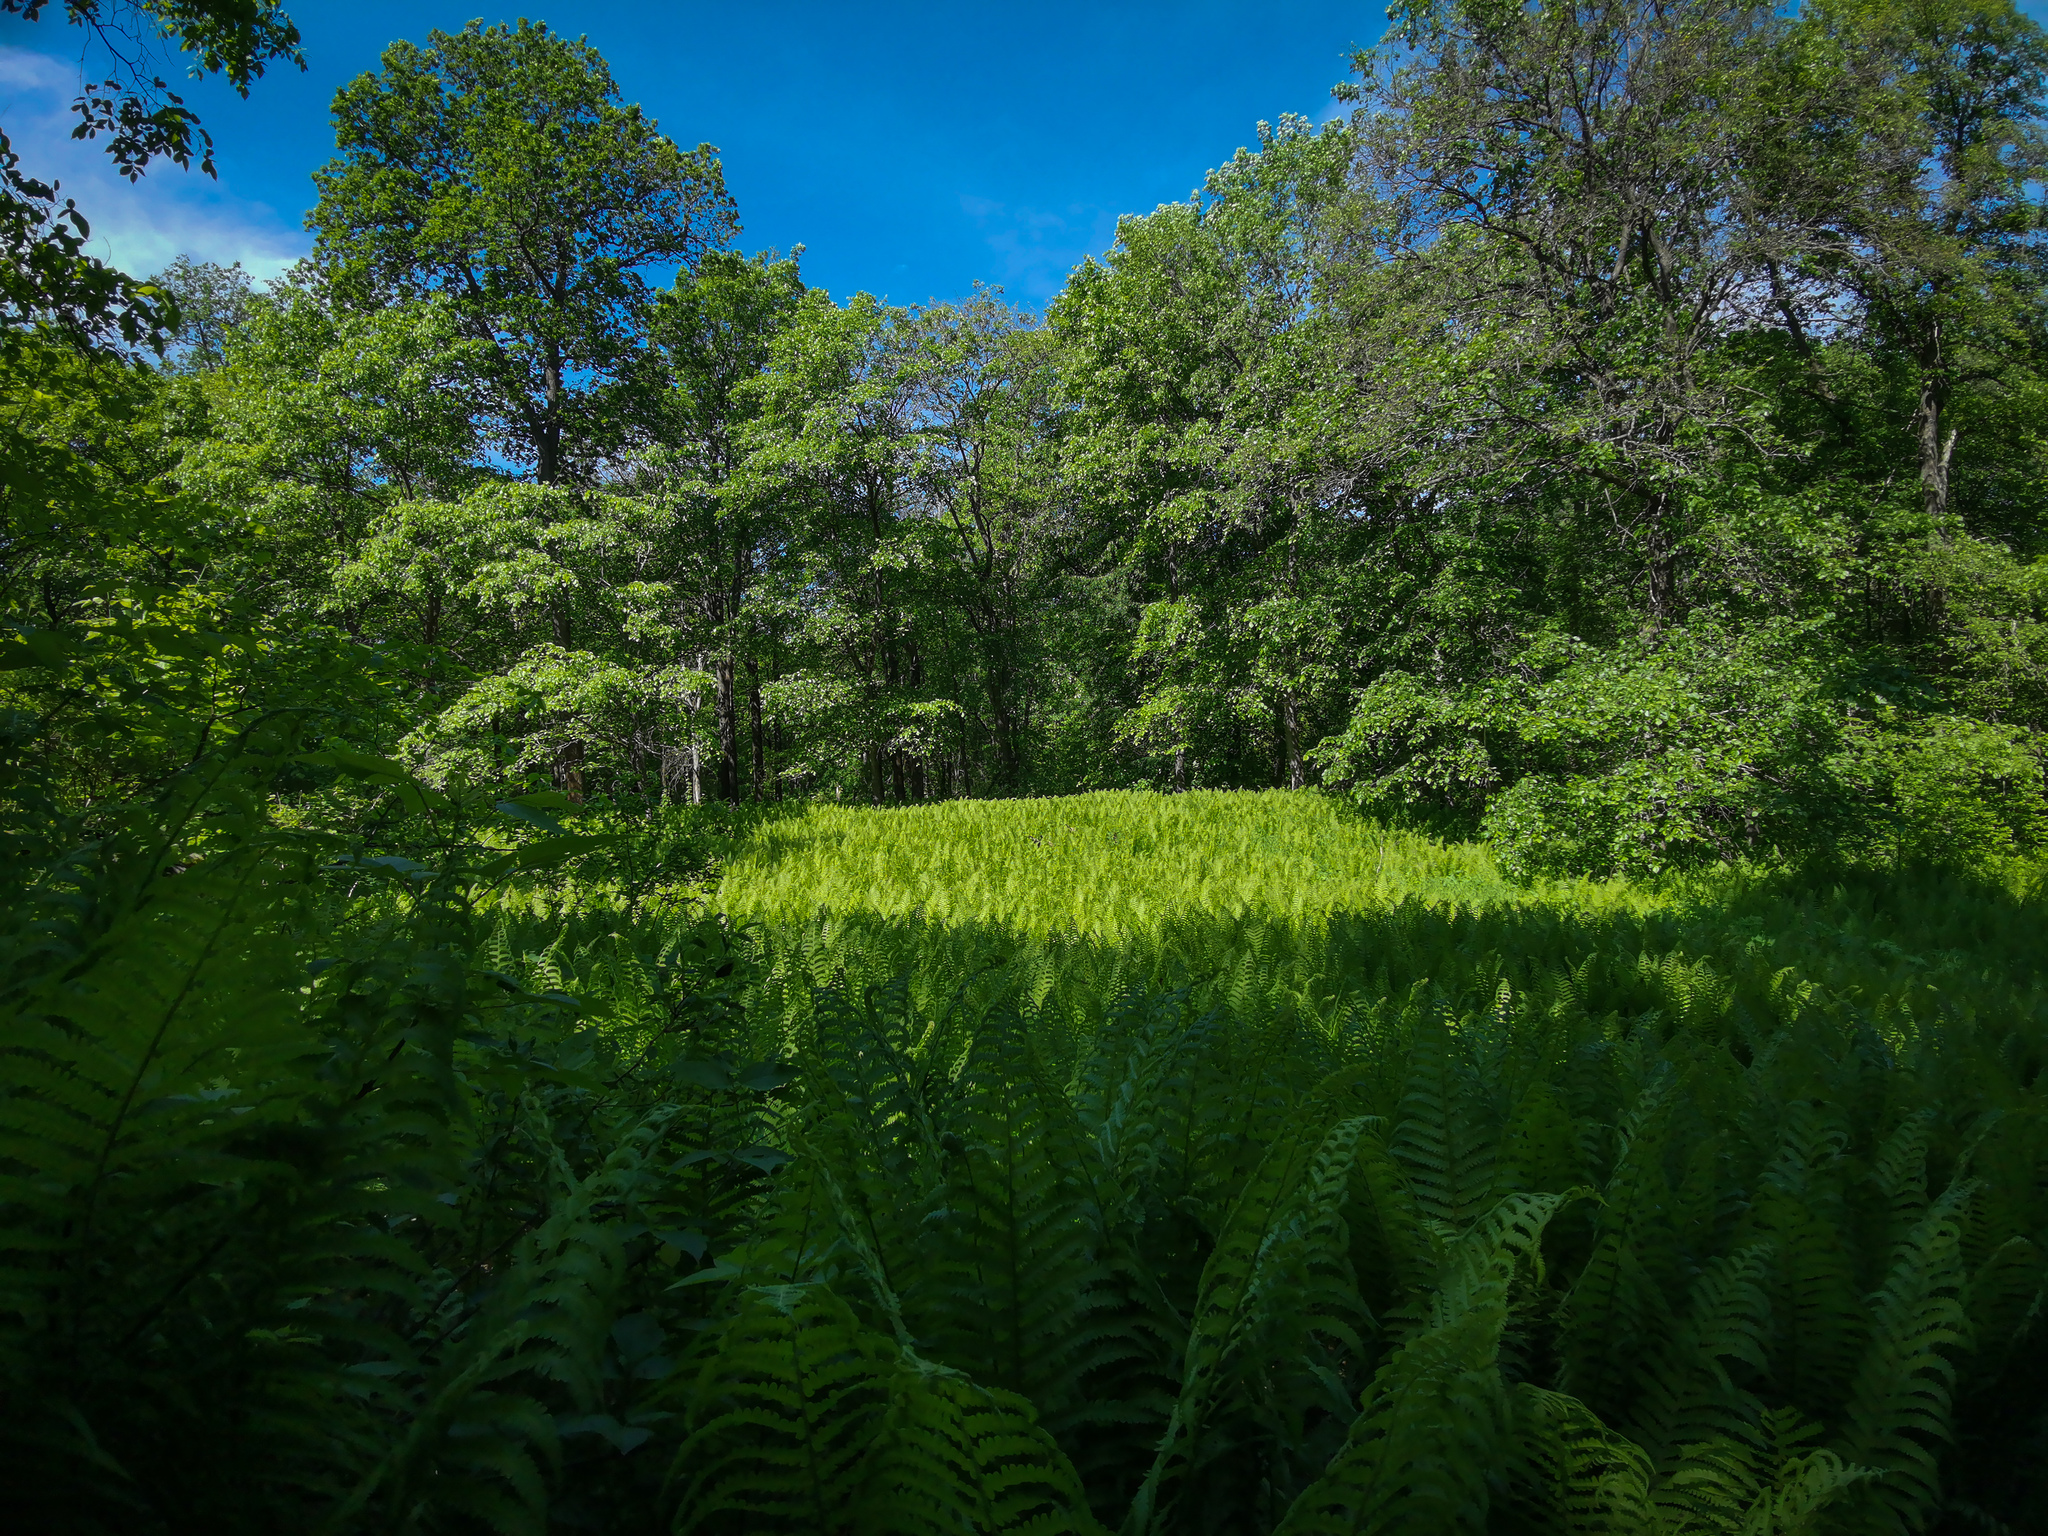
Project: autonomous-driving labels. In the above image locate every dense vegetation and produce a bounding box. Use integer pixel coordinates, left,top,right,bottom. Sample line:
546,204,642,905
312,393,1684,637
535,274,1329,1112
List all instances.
3,0,2047,1532
9,777,2048,1533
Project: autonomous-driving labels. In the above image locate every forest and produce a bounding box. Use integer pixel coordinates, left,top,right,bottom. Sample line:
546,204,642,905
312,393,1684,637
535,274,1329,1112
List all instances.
3,0,2047,1532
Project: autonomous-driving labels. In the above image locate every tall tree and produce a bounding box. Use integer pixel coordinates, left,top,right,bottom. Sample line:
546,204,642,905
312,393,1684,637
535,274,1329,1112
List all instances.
650,251,806,803
310,20,738,488
1344,0,1810,628
1794,0,2048,527
149,256,253,371
894,292,1058,795
1053,119,1372,791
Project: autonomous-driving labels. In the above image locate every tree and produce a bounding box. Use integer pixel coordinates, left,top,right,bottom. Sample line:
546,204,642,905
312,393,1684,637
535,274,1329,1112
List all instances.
149,255,253,371
1280,0,2048,874
1791,0,2048,527
890,292,1060,795
310,20,739,486
650,250,806,803
1052,118,1374,791
729,290,1062,803
1342,0,1813,628
2,0,302,178
175,270,486,638
735,291,938,806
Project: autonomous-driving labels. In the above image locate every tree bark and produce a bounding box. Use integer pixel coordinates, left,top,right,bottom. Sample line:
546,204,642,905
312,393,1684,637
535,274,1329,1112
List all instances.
551,596,586,799
1911,321,1954,528
1277,693,1303,790
715,654,739,806
1643,489,1678,627
748,659,765,802
554,739,585,804
987,676,1021,792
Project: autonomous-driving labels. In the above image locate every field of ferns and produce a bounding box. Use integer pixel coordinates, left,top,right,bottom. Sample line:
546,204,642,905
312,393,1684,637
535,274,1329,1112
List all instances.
11,789,2048,1533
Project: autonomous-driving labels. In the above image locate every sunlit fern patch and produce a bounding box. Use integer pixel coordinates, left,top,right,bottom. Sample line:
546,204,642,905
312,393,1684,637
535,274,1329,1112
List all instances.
10,784,2046,1532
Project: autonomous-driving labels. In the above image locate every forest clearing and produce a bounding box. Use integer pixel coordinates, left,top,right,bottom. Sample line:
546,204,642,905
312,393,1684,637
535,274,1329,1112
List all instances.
6,0,2048,1530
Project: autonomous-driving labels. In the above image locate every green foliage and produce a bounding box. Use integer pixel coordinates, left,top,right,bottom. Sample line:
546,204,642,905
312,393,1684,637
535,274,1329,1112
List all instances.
312,19,737,484
715,789,1549,939
0,731,784,1531
674,792,2048,1532
1320,623,2048,881
673,1282,1101,1535
10,1,2048,1530
7,752,2048,1531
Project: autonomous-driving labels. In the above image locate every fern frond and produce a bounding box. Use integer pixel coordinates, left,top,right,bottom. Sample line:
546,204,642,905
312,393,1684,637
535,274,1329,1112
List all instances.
1506,1384,1658,1534
1122,1116,1331,1534
1652,1408,1875,1536
1557,1078,1680,1418
861,1359,1107,1536
1389,1012,1499,1228
670,1282,896,1535
1831,1187,1974,1534
1870,1110,1936,1248
1271,1192,1574,1536
919,1000,1122,1428
1627,1243,1776,1467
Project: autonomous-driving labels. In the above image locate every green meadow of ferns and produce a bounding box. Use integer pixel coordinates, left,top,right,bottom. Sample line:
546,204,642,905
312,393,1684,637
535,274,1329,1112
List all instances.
713,791,1612,938
4,782,2047,1533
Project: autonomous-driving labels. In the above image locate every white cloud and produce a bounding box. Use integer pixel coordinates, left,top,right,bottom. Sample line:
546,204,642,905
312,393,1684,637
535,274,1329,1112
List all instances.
0,44,308,282
958,194,1119,305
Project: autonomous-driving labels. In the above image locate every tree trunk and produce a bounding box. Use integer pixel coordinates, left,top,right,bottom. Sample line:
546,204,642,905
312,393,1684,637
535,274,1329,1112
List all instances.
1290,720,1304,792
551,597,587,797
715,654,739,806
421,587,443,697
536,348,564,485
554,739,585,804
1643,490,1678,627
748,659,765,802
1912,321,1954,528
983,648,1025,793
1277,693,1303,790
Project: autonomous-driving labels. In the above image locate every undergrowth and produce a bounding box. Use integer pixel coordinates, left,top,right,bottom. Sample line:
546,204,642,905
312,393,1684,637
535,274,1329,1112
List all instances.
5,779,2046,1532
711,790,1588,936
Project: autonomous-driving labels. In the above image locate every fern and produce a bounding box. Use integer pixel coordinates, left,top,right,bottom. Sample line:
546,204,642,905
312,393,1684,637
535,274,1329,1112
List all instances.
1654,1408,1875,1536
1749,1102,1868,1420
10,775,2048,1530
1624,1243,1777,1468
919,1000,1121,1428
1557,1074,1681,1420
671,1282,898,1534
1388,1008,1499,1228
861,1359,1107,1536
1831,1185,1975,1534
1869,1110,1937,1252
1505,1384,1660,1533
1272,1192,1574,1536
1123,1114,1377,1534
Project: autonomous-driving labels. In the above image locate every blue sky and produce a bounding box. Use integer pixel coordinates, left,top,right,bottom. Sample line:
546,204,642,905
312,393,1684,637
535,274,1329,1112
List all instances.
0,2,1376,308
